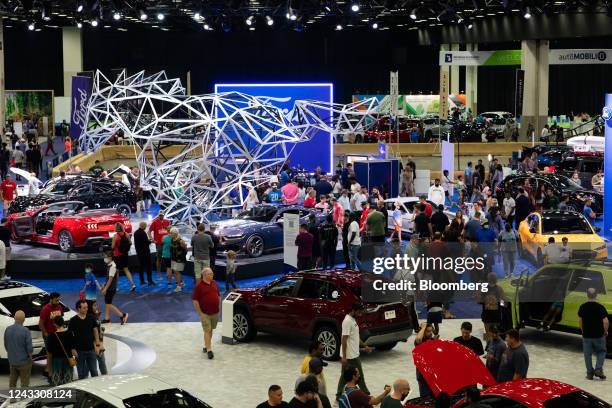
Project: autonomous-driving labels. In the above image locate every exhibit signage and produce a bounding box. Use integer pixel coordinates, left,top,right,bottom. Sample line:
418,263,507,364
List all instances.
283,212,300,268
69,75,92,140
549,49,612,65
603,95,612,235
439,69,449,120
352,94,465,116
514,69,525,117
439,50,521,66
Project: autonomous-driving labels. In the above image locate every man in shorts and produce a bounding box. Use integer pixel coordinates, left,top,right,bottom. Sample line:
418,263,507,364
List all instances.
192,267,220,359
1,175,17,216
148,212,170,280
191,223,214,285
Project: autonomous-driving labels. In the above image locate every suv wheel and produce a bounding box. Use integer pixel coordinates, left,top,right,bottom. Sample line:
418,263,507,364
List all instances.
116,204,131,217
233,308,256,342
245,235,264,258
315,326,340,360
58,230,73,252
376,342,398,351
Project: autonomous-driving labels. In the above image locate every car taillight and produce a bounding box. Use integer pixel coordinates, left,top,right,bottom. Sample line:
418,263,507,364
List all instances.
86,223,98,230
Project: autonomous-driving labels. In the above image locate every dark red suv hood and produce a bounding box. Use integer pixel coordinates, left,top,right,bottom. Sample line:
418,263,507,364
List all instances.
412,340,496,397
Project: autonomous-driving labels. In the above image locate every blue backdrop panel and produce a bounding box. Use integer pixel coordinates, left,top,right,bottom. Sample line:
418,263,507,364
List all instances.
215,83,333,174
353,159,400,198
604,94,612,235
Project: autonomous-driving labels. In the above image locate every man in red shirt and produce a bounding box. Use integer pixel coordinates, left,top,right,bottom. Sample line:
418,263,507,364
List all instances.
359,202,370,232
295,224,314,270
192,267,220,360
148,212,170,279
419,195,432,218
1,175,17,216
38,292,63,377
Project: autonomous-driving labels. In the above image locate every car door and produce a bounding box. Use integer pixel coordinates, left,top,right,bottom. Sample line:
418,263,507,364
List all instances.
293,278,339,336
560,268,607,329
253,277,301,332
402,201,416,232
11,214,35,239
518,265,572,322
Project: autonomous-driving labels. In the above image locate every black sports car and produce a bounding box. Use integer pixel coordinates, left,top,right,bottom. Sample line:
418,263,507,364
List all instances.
9,176,137,216
496,173,603,215
450,122,497,142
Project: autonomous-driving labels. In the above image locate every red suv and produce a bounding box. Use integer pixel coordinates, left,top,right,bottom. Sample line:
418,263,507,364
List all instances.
231,269,413,360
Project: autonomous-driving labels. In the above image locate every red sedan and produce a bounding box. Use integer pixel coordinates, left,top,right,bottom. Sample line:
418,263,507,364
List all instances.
8,201,132,252
405,340,610,408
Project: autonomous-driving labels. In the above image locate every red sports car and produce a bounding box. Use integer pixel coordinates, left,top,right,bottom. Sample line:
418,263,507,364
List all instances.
8,201,132,252
405,340,610,408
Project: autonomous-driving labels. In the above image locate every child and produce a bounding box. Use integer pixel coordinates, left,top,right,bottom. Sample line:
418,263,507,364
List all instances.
225,250,237,292
389,201,403,242
83,263,101,303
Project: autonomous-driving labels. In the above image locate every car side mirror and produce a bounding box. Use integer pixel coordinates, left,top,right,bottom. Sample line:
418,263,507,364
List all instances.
529,227,536,234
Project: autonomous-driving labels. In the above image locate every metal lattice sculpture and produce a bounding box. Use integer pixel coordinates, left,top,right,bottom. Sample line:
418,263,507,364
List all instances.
80,70,378,224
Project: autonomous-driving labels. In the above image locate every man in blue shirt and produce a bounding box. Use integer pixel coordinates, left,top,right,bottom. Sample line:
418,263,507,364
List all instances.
267,183,283,204
3,310,33,387
583,198,597,225
279,165,290,187
464,162,473,196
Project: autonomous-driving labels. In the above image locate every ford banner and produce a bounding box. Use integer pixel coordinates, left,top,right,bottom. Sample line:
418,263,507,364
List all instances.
69,75,92,140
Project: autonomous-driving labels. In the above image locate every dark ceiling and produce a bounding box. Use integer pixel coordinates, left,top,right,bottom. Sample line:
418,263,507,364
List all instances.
2,0,612,33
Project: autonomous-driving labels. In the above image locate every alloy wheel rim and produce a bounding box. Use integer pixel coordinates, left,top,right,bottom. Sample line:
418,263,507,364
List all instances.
318,331,336,358
234,314,248,338
59,232,70,250
249,237,263,256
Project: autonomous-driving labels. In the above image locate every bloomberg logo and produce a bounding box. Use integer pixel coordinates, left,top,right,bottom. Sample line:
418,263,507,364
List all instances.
558,50,607,62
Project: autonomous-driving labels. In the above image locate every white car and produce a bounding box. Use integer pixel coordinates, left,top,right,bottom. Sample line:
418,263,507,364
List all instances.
479,111,516,137
566,135,605,153
383,197,466,234
13,374,212,407
0,281,75,360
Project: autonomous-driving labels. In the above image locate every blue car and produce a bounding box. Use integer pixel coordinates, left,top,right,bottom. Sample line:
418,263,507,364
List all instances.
214,205,328,257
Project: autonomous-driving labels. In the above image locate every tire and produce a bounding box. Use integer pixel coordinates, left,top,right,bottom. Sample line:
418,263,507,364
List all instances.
314,325,341,361
233,308,256,342
375,342,398,351
566,203,578,213
245,235,264,258
116,204,131,217
58,230,73,252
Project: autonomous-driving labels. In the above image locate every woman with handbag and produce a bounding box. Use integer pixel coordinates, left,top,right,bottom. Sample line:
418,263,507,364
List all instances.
46,316,77,386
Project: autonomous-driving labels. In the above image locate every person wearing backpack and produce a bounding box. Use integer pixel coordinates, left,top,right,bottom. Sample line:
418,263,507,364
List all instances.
338,366,390,408
111,223,136,292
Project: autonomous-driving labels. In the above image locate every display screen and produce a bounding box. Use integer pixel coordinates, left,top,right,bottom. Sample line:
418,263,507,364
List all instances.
215,83,333,174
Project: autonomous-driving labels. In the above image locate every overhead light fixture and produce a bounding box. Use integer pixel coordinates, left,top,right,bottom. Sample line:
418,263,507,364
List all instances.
194,12,201,20
409,8,417,19
76,2,84,12
351,3,359,12
335,23,343,30
523,6,531,19
324,5,331,11
266,15,274,25
42,2,51,21
157,12,164,20
113,11,121,20
203,23,210,29
91,18,98,26
371,21,378,29
27,21,35,30
290,13,297,20
76,21,82,28
139,10,147,20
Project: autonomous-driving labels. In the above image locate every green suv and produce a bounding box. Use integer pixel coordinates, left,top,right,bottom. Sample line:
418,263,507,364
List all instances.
498,260,612,356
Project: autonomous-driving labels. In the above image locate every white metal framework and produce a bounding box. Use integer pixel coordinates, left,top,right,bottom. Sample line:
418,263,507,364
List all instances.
80,70,378,223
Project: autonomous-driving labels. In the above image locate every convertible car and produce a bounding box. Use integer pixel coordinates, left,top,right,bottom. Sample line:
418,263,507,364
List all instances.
405,340,610,408
8,201,132,252
8,175,137,216
214,204,327,257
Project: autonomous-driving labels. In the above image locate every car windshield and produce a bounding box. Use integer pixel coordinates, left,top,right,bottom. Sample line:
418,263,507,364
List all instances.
543,391,609,408
547,175,583,191
123,388,212,408
40,180,73,195
542,215,592,234
0,292,69,318
236,207,277,222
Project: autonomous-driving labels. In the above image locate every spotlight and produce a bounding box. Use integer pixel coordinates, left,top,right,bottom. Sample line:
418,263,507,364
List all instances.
286,12,291,19
76,2,83,12
42,2,51,21
523,6,531,19
194,12,201,20
27,21,35,30
351,3,359,12
91,18,98,26
335,23,343,30
290,14,297,20
409,8,417,19
157,12,164,20
266,15,274,25
139,10,147,20
203,23,210,29
76,21,82,28
467,23,473,29
245,15,253,25
113,11,121,20
371,21,378,29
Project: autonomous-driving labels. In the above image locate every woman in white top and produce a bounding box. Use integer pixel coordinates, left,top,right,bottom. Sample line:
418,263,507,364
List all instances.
243,188,259,210
331,176,343,198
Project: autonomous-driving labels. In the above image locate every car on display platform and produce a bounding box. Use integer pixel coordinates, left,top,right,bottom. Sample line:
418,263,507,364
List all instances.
521,144,572,169
421,117,455,141
14,374,212,407
8,176,137,217
231,269,413,360
496,173,603,215
383,197,467,234
0,281,75,361
566,135,605,153
8,201,133,252
497,261,612,357
555,150,603,190
363,117,421,143
518,210,607,265
214,204,327,258
405,339,611,408
450,122,498,142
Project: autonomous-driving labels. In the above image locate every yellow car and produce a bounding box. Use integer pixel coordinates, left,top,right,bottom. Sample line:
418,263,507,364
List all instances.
518,210,608,265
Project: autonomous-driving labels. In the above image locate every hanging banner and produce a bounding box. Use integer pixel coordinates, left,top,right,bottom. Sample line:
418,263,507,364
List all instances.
514,69,525,117
440,50,521,66
549,49,612,65
439,69,449,120
69,75,92,140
